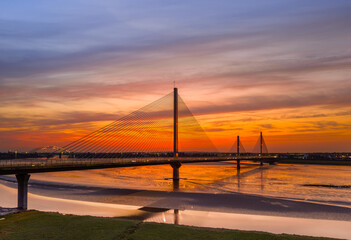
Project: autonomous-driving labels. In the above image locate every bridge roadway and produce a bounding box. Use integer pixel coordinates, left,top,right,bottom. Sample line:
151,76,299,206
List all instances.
0,156,276,175
0,155,276,210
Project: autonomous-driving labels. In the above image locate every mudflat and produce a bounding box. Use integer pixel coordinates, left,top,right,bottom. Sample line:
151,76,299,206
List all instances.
1,177,351,221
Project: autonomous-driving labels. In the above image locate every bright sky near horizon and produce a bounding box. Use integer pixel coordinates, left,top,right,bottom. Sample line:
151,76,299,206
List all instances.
1,0,351,152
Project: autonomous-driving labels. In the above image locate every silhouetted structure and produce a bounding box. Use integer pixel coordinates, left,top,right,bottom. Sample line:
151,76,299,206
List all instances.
0,89,275,209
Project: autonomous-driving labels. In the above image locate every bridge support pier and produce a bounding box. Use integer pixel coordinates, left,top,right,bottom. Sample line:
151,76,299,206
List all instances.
237,159,240,170
174,209,179,225
171,162,181,180
16,173,30,210
170,162,181,191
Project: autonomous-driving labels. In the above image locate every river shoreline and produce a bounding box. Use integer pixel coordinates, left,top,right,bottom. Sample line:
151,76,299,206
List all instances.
1,180,351,239
2,176,351,221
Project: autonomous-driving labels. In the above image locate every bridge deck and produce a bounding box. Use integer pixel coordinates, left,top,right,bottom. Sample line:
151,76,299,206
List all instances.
0,156,275,175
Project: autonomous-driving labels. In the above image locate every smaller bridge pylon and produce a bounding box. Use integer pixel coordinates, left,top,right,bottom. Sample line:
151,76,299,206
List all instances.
252,132,268,166
230,135,246,170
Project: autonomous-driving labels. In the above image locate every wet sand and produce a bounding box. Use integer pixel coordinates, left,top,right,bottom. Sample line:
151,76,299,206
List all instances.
1,175,351,221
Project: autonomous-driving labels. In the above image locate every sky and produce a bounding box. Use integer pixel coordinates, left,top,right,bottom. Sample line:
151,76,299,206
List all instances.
1,0,351,152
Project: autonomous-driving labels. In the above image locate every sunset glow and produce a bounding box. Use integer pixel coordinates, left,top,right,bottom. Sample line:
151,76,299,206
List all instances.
1,1,351,152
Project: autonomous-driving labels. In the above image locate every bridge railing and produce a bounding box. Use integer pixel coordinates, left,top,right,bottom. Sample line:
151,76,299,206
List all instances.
0,155,276,173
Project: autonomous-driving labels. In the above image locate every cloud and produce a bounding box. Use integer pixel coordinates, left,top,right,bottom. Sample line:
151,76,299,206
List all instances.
259,124,274,129
190,87,351,116
1,0,350,82
204,128,234,132
314,121,351,130
1,1,351,151
289,114,327,119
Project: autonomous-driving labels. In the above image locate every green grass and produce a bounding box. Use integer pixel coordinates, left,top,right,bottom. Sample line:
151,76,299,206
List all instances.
0,211,340,240
129,222,338,240
0,211,136,240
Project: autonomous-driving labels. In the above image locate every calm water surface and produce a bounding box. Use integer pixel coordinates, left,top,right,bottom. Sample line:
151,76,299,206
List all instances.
27,163,351,205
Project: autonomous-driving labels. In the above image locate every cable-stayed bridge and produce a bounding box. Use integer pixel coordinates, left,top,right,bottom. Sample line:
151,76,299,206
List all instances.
0,88,273,210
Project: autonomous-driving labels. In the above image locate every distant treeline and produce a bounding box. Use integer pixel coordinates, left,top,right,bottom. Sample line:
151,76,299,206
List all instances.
275,153,351,160
0,151,232,160
0,151,349,161
0,152,44,159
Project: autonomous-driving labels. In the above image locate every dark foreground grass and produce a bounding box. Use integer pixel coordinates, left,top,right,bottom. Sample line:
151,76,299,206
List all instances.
0,211,340,240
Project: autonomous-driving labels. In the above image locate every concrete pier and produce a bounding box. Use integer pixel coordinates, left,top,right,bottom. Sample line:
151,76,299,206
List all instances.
16,173,30,210
171,162,181,191
174,209,179,225
171,162,181,181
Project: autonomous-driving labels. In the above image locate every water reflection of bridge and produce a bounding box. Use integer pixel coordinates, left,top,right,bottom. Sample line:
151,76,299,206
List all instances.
0,88,272,210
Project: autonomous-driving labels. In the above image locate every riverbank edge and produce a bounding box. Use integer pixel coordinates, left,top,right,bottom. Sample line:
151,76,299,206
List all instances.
0,211,341,240
2,177,351,222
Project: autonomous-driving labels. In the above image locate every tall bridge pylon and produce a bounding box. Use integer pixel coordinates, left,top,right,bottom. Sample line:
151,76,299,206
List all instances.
171,88,180,188
60,88,217,156
60,87,216,190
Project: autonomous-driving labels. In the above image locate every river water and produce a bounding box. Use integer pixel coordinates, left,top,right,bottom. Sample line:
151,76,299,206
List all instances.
17,162,351,205
1,163,351,239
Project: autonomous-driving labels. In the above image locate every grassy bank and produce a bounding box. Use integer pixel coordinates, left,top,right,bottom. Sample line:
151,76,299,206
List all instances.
0,211,340,240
